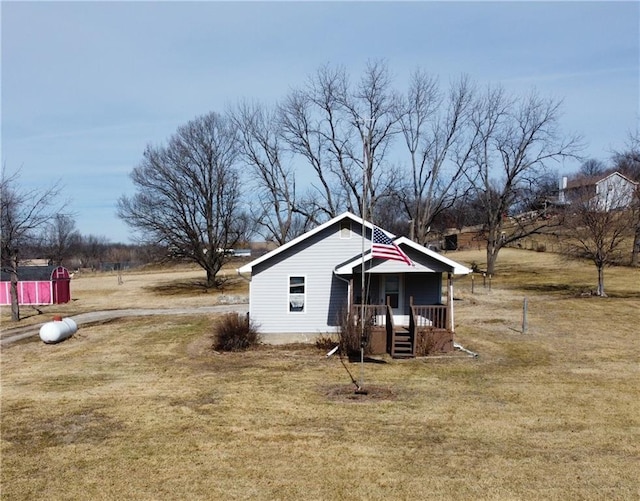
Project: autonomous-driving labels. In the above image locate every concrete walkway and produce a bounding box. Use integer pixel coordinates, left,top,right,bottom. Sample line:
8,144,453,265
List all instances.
0,304,249,346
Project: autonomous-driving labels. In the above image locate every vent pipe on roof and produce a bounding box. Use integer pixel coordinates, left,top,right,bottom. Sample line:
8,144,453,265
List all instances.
559,176,568,203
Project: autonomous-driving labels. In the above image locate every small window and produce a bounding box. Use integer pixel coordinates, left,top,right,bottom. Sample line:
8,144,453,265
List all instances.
340,220,352,239
289,276,305,312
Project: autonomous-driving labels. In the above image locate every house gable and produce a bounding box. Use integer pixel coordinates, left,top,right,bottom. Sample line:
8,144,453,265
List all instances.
240,213,369,334
594,172,638,210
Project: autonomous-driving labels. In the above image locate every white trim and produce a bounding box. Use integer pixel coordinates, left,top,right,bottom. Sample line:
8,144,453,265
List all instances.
238,210,471,277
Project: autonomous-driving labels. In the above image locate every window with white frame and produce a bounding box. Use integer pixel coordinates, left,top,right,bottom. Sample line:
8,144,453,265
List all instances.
289,276,305,312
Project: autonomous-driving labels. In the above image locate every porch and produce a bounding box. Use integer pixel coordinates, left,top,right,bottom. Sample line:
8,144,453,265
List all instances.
350,301,452,358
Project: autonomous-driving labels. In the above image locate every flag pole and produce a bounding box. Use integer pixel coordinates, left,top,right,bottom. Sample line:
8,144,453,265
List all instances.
358,119,370,394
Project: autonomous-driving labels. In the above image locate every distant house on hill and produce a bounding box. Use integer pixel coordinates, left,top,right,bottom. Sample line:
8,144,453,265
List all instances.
563,172,638,211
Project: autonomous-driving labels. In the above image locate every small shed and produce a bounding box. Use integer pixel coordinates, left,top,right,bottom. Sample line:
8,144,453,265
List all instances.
0,266,71,306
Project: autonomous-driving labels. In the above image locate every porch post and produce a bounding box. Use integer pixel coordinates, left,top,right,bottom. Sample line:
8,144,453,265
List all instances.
448,273,454,333
349,277,354,313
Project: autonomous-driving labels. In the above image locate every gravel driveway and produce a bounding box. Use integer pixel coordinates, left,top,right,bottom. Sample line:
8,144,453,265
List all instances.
0,304,249,346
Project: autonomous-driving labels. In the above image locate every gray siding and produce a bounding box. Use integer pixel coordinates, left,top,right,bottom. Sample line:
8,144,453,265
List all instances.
250,222,363,334
405,274,442,307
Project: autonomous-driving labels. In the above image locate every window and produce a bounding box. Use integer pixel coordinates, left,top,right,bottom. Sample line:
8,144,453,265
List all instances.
340,220,352,239
289,276,305,312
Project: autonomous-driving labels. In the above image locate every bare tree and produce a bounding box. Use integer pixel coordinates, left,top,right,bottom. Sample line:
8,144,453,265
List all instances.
77,234,110,270
1,168,65,321
232,101,307,244
562,184,635,296
42,213,81,266
611,130,640,181
396,72,476,244
278,68,348,222
467,87,582,274
278,61,401,225
579,158,607,178
117,112,248,288
340,60,402,221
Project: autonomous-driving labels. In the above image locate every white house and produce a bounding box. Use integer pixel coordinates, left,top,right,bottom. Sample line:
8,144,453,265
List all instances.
237,212,471,357
564,172,638,211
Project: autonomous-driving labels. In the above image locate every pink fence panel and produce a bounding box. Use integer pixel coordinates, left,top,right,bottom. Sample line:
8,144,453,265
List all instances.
0,282,10,305
18,281,53,305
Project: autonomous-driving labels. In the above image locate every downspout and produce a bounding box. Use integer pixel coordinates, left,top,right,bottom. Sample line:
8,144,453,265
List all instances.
454,342,478,358
334,270,352,327
333,270,351,304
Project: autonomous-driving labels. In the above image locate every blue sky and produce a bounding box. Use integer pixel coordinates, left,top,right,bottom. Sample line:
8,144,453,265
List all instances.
2,1,638,243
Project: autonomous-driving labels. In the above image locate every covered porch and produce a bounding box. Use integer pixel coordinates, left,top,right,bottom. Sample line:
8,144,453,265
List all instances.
348,273,457,358
334,236,470,358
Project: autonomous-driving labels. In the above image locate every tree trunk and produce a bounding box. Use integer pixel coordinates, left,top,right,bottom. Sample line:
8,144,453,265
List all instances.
206,268,216,289
486,239,499,275
596,265,606,297
9,254,20,321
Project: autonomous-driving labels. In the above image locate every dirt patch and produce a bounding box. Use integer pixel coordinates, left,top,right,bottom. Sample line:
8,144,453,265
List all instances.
2,408,123,448
323,383,399,403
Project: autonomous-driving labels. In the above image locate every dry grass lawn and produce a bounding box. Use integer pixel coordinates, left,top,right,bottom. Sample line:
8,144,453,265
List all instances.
1,249,639,500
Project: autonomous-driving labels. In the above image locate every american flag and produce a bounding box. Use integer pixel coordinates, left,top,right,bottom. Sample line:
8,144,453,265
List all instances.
372,226,413,266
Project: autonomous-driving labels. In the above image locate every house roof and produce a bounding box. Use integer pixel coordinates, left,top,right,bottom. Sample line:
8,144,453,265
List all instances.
237,211,471,276
566,171,639,190
237,212,373,274
334,236,471,275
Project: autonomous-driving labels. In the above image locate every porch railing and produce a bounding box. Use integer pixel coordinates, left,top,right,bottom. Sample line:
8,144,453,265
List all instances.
349,303,449,356
351,304,391,327
351,304,393,352
410,305,448,330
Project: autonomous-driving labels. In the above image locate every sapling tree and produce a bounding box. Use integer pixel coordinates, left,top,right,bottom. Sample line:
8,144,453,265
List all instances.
562,182,635,296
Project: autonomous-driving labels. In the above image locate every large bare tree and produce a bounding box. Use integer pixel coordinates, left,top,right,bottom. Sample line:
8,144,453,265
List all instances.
42,213,81,266
278,61,401,225
396,72,477,244
232,101,308,245
1,168,65,321
467,87,582,274
117,112,248,288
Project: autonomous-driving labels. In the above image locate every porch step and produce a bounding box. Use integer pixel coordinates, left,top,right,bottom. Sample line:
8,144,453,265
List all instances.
392,329,414,358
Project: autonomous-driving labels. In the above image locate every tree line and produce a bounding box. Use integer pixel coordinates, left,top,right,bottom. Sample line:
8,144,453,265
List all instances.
118,61,638,281
3,61,639,320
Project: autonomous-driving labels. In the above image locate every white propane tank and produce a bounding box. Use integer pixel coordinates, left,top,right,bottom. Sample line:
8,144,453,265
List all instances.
39,317,78,344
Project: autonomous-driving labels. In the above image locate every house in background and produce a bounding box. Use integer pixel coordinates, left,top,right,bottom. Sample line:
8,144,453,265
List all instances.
0,266,71,306
237,212,471,357
563,172,638,211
